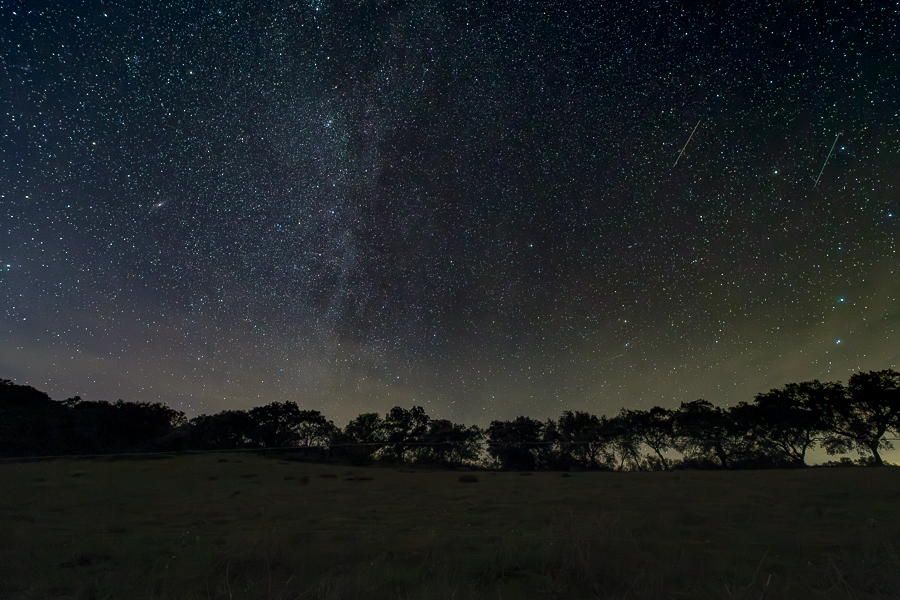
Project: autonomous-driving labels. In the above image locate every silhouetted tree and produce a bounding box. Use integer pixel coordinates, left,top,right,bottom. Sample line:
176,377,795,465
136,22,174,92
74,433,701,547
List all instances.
724,401,793,468
60,395,82,408
537,418,561,468
821,370,900,466
189,410,257,450
381,406,430,463
752,382,831,466
618,407,675,469
294,410,339,448
0,379,65,456
418,419,483,467
603,413,645,470
247,401,305,448
486,416,546,470
5,371,900,468
674,400,760,468
331,412,383,464
68,400,187,453
556,411,610,469
108,400,187,452
40,399,106,454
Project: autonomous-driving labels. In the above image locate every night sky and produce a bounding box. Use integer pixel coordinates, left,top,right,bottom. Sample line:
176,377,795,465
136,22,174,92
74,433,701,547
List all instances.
3,1,898,429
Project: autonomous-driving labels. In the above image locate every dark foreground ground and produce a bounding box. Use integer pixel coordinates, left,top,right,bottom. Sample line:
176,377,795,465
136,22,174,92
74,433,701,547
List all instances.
1,453,898,599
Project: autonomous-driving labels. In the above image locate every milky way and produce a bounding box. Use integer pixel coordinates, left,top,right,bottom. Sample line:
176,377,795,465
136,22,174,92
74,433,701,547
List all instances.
2,1,898,429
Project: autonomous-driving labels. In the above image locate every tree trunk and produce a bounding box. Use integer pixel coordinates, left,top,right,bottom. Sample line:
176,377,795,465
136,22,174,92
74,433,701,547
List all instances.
652,446,669,470
797,443,808,467
714,444,729,469
869,442,884,466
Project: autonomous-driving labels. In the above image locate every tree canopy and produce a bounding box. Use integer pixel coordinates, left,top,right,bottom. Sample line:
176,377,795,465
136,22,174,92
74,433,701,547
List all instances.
2,370,899,469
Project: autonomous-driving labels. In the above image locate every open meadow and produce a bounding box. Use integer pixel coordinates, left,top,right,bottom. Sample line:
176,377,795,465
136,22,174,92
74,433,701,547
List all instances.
1,453,898,599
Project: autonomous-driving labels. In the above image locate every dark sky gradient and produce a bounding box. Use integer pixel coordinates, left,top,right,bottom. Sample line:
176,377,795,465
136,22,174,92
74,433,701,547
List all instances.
3,1,898,430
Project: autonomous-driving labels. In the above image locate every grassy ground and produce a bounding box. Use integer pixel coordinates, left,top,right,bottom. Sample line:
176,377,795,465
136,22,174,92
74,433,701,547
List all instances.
1,453,898,599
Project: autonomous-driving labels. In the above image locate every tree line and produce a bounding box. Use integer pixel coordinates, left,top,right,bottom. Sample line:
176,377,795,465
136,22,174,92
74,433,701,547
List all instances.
1,369,898,469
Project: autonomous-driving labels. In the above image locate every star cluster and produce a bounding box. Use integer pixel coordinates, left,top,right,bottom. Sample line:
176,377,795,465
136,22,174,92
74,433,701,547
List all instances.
2,1,898,427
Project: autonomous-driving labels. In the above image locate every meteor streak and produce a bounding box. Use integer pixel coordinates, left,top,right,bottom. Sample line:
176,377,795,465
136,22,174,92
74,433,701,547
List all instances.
814,132,841,187
673,119,701,167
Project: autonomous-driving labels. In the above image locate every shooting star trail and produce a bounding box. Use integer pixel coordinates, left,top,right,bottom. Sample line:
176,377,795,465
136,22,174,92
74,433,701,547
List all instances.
673,119,701,167
598,352,626,364
814,132,841,187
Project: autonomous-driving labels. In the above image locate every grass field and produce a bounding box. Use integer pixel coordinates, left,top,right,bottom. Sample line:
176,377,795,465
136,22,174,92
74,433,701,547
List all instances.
2,453,898,599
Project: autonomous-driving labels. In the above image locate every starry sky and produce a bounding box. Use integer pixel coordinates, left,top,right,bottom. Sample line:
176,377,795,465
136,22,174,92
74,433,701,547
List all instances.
3,1,898,430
